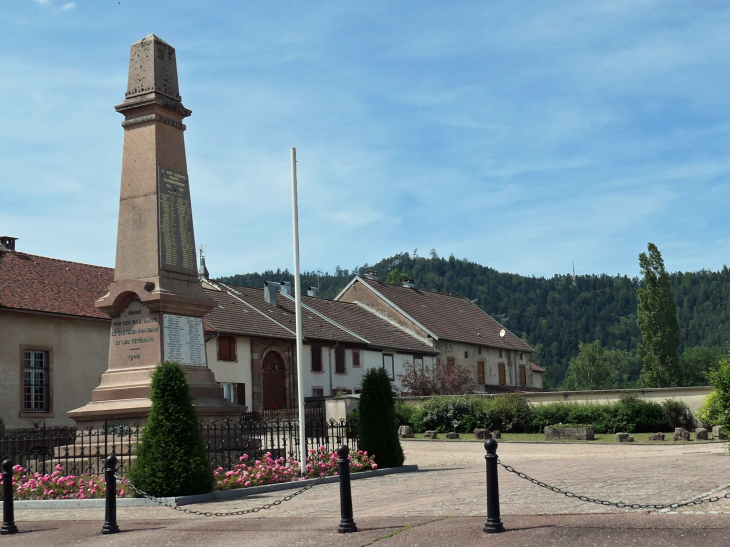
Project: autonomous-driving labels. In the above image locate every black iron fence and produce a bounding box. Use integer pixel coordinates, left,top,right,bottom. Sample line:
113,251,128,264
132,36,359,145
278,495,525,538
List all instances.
201,415,358,471
0,410,357,477
0,422,138,477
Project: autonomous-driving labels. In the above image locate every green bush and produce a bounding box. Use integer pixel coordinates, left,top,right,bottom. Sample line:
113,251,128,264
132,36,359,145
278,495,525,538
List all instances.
127,361,213,497
492,393,531,432
609,394,670,433
395,403,426,433
708,354,730,430
530,402,606,433
696,390,723,427
421,396,496,433
359,367,404,468
661,398,694,429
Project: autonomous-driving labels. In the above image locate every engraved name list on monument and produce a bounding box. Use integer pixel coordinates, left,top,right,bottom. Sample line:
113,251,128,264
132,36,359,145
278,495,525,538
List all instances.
163,314,206,367
110,299,160,366
158,166,197,275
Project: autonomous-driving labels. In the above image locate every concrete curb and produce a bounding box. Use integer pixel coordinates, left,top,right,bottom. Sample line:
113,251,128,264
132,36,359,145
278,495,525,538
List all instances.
13,465,419,510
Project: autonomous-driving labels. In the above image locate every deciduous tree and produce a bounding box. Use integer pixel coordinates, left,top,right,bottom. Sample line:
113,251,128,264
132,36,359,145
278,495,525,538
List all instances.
637,243,681,387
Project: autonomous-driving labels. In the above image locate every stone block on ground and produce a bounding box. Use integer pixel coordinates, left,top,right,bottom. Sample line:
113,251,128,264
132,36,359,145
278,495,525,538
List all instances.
713,425,725,440
695,428,708,440
398,425,414,438
673,427,690,441
473,428,489,440
424,430,438,439
648,433,665,441
446,432,459,439
615,432,634,443
492,431,502,439
544,426,594,441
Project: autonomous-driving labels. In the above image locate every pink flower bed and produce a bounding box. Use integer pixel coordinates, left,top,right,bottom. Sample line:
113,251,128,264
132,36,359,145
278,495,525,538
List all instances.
213,447,377,491
1,447,376,499
0,464,128,501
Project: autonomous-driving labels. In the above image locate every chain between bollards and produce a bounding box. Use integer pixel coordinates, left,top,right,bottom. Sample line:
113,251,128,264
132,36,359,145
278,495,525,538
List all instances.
1,459,18,535
102,455,120,535
336,444,358,533
484,439,505,534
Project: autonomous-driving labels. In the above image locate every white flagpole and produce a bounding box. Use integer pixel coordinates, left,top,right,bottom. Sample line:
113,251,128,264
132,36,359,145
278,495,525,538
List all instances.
291,147,307,476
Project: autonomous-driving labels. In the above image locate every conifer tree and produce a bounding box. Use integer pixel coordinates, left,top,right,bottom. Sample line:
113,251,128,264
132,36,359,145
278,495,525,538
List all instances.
637,243,681,387
127,361,213,497
358,367,404,468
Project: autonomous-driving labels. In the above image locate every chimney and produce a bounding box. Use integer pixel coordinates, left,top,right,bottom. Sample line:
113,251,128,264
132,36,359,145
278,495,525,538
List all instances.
307,286,319,297
280,281,292,296
402,277,415,289
264,281,280,306
198,246,209,279
0,236,17,254
363,270,379,281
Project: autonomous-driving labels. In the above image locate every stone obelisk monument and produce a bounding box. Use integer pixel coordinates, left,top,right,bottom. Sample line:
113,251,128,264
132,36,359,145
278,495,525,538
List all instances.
69,35,243,426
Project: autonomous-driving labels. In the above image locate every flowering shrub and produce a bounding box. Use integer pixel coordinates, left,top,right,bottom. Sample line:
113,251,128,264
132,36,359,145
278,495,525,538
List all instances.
304,446,376,478
213,448,377,491
2,447,375,500
0,464,128,500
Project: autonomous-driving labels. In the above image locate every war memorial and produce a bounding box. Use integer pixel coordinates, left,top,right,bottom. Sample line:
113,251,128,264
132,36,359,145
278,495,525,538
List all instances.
68,35,243,427
2,34,730,547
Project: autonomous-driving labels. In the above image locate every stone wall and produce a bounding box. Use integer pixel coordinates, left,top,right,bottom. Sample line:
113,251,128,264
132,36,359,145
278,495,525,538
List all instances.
398,386,713,414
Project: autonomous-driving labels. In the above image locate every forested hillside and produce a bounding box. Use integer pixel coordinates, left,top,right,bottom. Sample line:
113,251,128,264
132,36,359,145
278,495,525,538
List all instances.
217,251,730,387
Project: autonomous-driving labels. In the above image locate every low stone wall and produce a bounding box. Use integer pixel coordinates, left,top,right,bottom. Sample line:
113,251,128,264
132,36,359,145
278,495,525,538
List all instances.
398,386,713,414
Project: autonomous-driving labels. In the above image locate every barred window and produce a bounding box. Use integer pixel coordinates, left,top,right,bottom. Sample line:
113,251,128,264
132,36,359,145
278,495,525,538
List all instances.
24,350,49,413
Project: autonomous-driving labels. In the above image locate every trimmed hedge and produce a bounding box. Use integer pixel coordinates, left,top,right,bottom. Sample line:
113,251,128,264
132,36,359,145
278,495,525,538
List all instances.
127,361,214,497
396,393,675,434
359,367,404,468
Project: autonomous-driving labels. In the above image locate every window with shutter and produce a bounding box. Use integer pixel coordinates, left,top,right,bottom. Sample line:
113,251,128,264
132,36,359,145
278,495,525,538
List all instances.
498,363,506,385
335,346,346,374
352,350,361,368
477,361,485,384
519,364,526,386
447,357,455,375
218,336,236,362
311,345,323,372
236,383,246,406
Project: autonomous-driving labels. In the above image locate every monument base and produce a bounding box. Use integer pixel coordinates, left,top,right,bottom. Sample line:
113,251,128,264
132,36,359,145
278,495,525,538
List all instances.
68,397,246,431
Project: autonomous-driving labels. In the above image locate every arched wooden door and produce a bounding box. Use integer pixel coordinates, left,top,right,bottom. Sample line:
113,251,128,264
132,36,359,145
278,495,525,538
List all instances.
262,351,286,410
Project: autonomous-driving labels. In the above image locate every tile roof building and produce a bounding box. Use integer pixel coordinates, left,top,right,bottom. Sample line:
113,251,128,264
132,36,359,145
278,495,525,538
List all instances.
0,242,114,429
336,274,539,391
201,280,438,410
0,237,544,425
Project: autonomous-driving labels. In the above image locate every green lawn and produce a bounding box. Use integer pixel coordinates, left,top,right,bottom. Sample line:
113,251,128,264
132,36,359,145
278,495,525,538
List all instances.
407,432,723,444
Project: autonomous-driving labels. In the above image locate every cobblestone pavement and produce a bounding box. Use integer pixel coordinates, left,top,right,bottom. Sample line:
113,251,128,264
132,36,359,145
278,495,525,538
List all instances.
14,439,730,524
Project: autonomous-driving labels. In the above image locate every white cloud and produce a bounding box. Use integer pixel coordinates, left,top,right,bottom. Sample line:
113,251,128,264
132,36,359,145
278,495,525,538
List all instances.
60,2,76,10
32,0,52,5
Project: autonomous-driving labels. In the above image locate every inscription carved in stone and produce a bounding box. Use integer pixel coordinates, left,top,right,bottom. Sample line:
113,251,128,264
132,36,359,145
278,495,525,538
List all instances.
109,298,161,368
158,166,197,275
163,313,206,367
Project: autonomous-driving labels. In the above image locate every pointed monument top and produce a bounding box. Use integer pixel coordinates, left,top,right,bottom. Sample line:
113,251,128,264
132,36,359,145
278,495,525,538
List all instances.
125,34,181,102
133,34,173,47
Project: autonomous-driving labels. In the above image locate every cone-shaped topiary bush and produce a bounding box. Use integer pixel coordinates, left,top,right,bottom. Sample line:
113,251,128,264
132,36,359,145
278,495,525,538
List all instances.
358,367,404,468
127,361,213,497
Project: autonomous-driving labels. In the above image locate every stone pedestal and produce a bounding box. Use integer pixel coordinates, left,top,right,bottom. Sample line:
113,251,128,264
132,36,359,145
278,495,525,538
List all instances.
68,35,244,428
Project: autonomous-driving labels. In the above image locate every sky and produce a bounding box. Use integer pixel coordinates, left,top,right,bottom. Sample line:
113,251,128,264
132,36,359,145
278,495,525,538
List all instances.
2,1,730,280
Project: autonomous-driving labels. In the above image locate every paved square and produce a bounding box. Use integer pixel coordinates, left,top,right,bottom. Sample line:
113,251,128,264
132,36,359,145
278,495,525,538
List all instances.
9,440,730,545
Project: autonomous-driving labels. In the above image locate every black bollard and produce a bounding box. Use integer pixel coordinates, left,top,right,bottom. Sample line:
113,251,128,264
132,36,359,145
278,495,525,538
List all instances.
1,459,18,535
102,455,120,535
336,445,358,533
483,439,505,534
